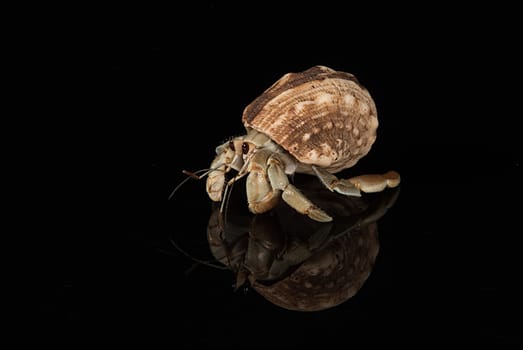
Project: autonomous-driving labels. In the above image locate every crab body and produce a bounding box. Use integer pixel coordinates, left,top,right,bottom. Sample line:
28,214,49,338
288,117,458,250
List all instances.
206,66,400,222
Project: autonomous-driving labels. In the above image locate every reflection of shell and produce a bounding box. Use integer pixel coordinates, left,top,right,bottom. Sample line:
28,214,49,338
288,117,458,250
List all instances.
251,222,379,312
204,175,399,312
242,65,378,173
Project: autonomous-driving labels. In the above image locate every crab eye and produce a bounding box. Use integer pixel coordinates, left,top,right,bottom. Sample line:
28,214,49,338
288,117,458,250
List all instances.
242,142,250,154
229,141,235,151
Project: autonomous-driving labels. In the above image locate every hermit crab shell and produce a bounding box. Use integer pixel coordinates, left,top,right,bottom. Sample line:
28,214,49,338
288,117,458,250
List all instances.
242,65,378,173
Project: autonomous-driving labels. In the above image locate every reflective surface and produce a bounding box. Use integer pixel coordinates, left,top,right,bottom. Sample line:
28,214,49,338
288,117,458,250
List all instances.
204,175,399,311
36,8,521,346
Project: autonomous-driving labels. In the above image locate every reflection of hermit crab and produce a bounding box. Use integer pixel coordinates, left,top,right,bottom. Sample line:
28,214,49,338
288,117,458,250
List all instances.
205,66,400,222
206,176,400,311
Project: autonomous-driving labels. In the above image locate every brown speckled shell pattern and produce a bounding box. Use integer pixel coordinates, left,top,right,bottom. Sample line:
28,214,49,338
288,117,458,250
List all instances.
242,66,378,173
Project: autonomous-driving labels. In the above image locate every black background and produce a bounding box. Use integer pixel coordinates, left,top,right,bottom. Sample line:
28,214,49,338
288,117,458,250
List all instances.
34,2,521,347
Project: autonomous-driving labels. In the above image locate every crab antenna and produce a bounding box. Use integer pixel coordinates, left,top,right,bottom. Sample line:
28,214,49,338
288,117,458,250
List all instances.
220,176,237,219
167,165,223,200
182,170,202,179
168,237,228,270
220,181,230,214
220,149,253,190
219,150,254,214
167,235,249,272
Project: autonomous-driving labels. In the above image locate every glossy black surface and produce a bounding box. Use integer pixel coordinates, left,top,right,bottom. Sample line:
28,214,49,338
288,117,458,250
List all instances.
36,4,521,346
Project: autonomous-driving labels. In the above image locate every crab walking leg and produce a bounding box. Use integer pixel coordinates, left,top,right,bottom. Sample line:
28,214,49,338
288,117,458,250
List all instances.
312,166,361,196
348,171,401,192
268,156,333,222
313,166,400,195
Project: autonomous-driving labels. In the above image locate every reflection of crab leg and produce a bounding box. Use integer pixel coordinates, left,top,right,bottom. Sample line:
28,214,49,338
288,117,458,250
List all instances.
267,156,333,222
312,166,400,196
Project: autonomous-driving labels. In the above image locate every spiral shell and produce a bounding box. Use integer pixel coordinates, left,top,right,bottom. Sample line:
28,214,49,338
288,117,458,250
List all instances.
242,65,378,173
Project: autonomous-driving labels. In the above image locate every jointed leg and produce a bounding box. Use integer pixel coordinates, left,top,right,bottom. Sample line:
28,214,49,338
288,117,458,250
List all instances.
268,156,332,222
313,166,400,195
348,171,401,192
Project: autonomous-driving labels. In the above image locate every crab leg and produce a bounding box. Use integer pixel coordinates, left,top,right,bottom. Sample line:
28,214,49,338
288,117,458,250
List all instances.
312,166,400,195
268,156,332,222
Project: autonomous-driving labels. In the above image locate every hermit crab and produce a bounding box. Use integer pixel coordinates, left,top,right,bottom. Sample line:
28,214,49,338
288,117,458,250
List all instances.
181,65,400,222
